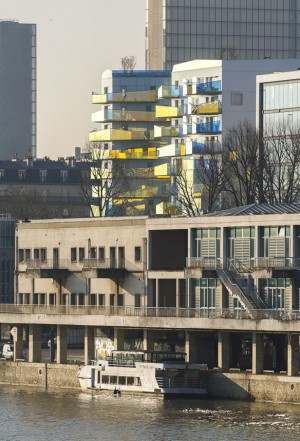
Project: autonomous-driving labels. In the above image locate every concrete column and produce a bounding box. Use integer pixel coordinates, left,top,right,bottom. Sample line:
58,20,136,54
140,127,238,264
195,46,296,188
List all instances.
28,324,42,363
14,325,24,361
143,329,148,352
84,326,94,365
56,325,68,364
114,328,124,351
185,331,190,362
176,279,180,312
287,333,299,377
252,333,264,374
218,331,229,372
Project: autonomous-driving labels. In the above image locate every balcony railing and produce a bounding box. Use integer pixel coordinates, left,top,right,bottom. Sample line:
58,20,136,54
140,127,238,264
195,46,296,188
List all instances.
4,304,300,321
26,259,80,271
254,257,300,270
156,105,185,118
154,126,179,138
92,90,157,104
82,258,142,272
92,109,158,123
89,128,154,142
194,80,222,95
158,85,182,99
190,101,222,115
196,121,222,134
109,148,157,160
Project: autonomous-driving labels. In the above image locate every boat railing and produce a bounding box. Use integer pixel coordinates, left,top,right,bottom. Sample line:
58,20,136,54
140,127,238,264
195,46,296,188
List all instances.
107,359,136,368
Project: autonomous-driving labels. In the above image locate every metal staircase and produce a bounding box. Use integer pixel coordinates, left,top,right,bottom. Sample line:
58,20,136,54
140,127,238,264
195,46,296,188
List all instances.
216,260,267,310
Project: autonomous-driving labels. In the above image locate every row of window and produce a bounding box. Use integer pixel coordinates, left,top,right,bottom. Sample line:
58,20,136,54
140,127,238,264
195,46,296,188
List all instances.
17,292,142,308
18,246,142,263
0,169,69,182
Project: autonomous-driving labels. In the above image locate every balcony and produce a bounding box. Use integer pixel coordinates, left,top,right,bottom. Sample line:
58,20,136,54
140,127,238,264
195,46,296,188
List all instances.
158,85,182,99
82,258,142,278
196,121,222,134
154,125,179,138
89,128,154,142
26,259,80,279
92,109,157,123
92,90,156,104
156,105,185,118
253,257,300,274
190,101,222,115
109,148,157,160
193,80,222,95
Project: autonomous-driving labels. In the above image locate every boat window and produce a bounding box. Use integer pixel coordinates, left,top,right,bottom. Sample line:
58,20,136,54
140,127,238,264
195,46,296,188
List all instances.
109,376,117,385
127,377,135,385
97,372,101,383
118,376,126,385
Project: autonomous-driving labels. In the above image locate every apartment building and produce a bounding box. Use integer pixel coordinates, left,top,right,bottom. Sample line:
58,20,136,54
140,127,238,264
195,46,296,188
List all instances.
146,0,300,70
155,58,300,211
15,203,300,373
89,69,172,215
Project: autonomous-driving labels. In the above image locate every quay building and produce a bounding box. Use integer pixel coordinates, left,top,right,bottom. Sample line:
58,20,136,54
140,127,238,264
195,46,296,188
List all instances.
4,203,300,378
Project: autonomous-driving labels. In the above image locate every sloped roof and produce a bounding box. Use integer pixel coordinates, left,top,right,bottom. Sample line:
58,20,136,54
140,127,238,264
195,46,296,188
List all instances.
206,203,300,217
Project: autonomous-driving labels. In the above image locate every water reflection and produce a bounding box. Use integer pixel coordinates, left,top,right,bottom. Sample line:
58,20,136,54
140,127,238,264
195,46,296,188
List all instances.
0,387,300,441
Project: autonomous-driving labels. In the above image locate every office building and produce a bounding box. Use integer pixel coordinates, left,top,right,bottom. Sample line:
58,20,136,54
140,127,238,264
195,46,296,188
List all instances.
16,203,300,374
0,214,16,303
0,20,36,159
146,0,300,70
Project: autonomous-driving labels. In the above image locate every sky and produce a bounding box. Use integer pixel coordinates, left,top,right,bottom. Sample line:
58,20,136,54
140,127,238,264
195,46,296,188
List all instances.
1,0,145,159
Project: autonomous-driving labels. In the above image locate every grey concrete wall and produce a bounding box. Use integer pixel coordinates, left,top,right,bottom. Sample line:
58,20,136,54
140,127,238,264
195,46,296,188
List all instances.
208,371,300,403
0,361,80,390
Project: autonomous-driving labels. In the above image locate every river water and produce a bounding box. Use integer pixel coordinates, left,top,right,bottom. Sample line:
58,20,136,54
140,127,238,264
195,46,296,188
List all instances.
1,387,300,441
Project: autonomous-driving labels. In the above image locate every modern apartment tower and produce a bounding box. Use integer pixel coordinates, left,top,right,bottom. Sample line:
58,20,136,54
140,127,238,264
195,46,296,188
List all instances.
146,0,300,70
0,21,36,160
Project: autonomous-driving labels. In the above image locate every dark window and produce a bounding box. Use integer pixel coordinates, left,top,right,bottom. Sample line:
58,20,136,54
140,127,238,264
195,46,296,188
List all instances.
117,294,124,307
34,248,40,260
71,248,77,262
71,293,76,306
135,246,141,261
90,247,97,259
135,294,141,308
18,249,24,262
99,294,105,306
25,249,31,261
98,247,105,260
79,247,85,262
90,294,96,306
41,248,47,262
49,293,55,305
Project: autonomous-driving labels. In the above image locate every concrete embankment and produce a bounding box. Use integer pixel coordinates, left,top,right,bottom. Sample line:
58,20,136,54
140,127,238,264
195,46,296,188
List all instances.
1,362,300,403
0,361,80,390
207,371,300,403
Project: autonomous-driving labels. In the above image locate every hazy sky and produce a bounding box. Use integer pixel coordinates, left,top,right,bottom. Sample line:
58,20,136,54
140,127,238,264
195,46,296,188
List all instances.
1,0,145,159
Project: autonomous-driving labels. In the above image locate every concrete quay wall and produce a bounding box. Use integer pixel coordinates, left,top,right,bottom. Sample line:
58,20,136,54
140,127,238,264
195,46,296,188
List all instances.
208,372,300,403
0,361,80,390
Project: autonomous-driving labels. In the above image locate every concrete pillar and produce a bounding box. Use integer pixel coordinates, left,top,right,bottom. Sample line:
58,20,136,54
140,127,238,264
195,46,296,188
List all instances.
155,279,159,309
114,328,124,351
14,325,24,360
84,326,94,365
185,331,190,362
176,279,180,312
56,325,68,364
143,329,148,352
252,333,264,374
218,331,229,372
287,333,299,377
28,324,42,363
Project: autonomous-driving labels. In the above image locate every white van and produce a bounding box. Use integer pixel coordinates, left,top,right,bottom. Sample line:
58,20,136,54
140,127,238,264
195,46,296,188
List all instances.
2,343,13,360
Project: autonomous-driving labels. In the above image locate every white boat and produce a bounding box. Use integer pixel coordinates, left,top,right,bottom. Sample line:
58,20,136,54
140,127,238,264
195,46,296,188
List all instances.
78,350,208,397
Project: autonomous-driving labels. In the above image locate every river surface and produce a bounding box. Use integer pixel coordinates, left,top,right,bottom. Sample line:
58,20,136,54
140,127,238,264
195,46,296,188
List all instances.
1,387,300,441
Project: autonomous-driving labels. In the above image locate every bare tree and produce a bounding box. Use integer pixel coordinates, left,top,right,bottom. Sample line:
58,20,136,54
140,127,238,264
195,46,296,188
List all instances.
262,122,300,204
170,158,203,217
222,120,260,208
80,143,129,217
120,56,136,71
196,142,225,212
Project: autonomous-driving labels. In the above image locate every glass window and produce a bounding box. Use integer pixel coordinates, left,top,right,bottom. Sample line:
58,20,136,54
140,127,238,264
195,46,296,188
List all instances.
135,246,141,261
79,248,85,262
71,248,77,262
135,294,141,308
98,247,105,260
